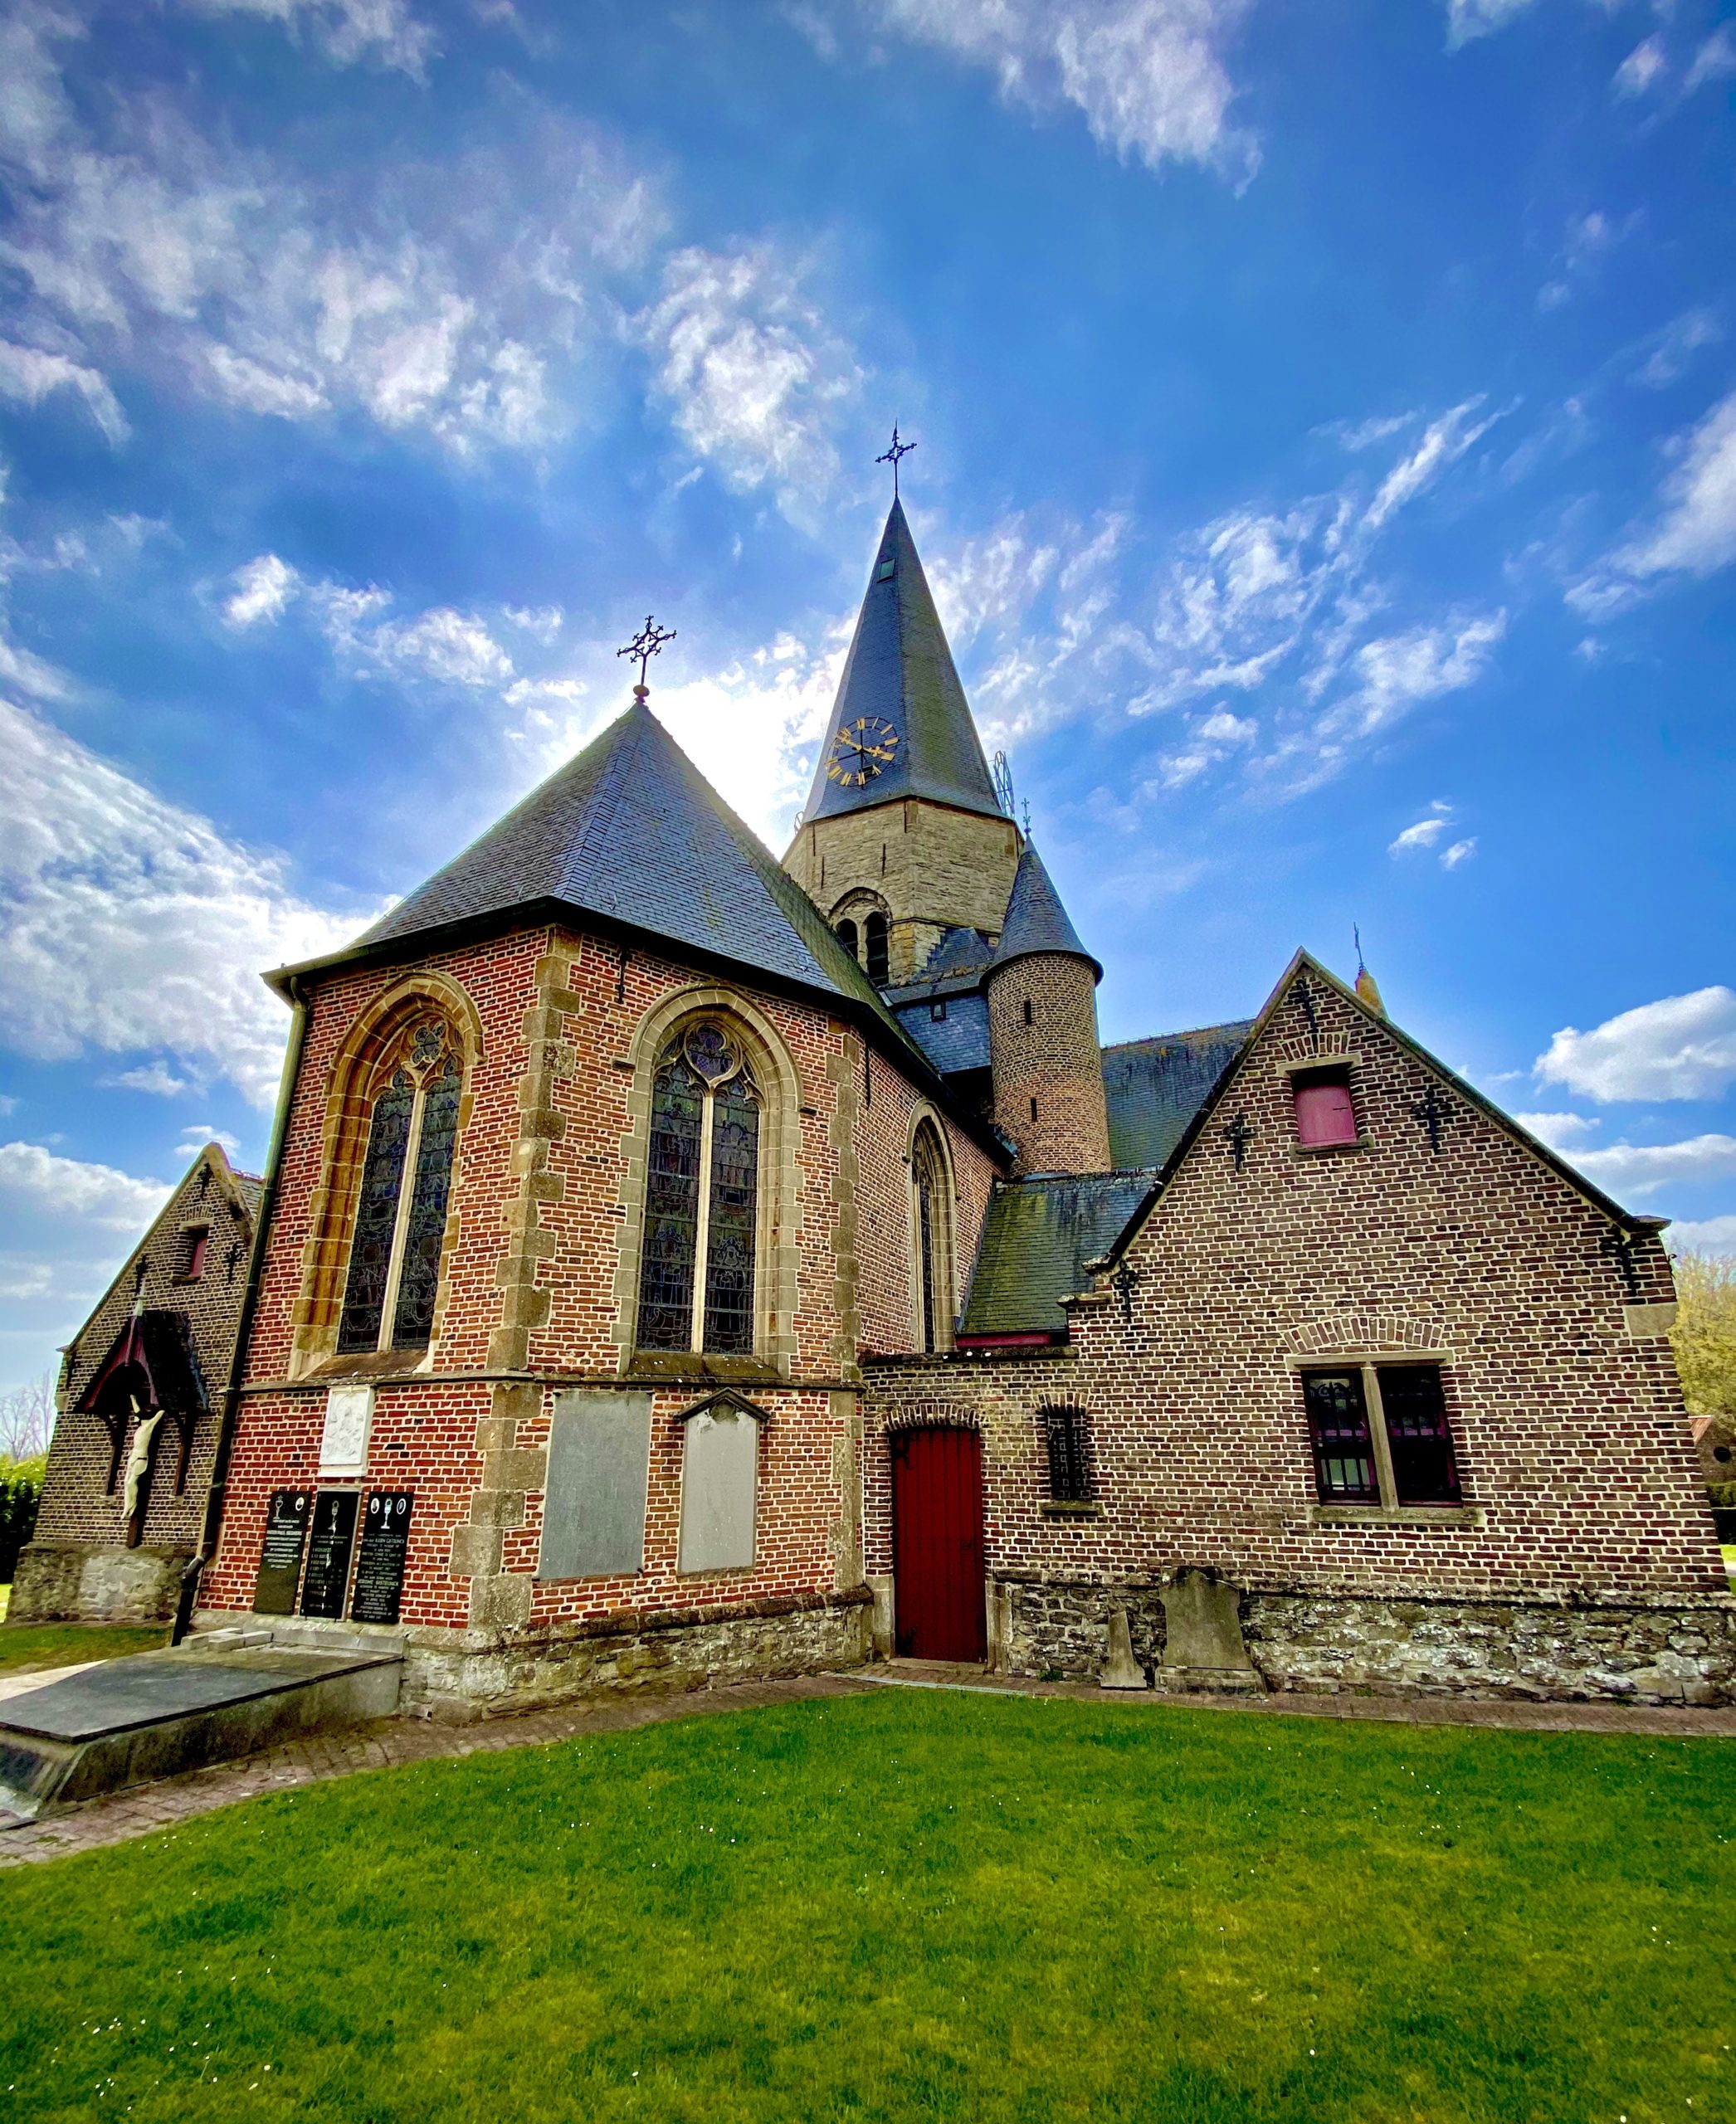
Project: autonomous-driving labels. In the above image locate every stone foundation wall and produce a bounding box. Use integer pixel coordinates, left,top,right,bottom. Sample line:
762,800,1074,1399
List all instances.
996,1573,1736,1706
9,1541,189,1624
307,1586,872,1719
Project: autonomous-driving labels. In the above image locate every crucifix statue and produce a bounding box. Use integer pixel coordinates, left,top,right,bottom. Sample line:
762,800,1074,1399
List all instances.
122,1393,163,1548
876,422,916,498
617,615,675,696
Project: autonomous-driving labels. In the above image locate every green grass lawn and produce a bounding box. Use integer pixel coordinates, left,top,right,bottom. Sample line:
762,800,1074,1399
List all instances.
0,1620,168,1677
1,1690,1731,2123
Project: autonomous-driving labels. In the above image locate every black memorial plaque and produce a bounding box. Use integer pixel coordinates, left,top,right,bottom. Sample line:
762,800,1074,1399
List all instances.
350,1490,414,1625
299,1490,359,1620
253,1488,311,1615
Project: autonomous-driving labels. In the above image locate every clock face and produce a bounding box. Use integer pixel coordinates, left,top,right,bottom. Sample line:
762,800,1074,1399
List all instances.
827,714,900,788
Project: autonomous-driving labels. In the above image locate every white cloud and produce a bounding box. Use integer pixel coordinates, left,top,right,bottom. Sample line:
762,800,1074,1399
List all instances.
1686,27,1736,93
105,1060,196,1097
176,1126,242,1159
1513,1110,1602,1149
175,0,436,76
1440,835,1476,868
0,1141,171,1230
1443,0,1539,45
835,0,1257,181
1570,1134,1736,1198
1667,1214,1736,1253
1389,802,1451,855
1612,36,1666,100
641,246,864,518
1631,309,1721,391
0,694,371,1104
223,552,300,629
1153,705,1256,787
0,339,128,444
0,628,80,704
0,1261,53,1302
1569,387,1736,613
1363,399,1499,532
1536,986,1736,1103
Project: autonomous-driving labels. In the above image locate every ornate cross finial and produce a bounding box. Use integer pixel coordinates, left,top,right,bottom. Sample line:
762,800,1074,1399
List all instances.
1600,1225,1641,1298
876,421,916,499
1410,1080,1451,1156
1222,1110,1254,1173
1110,1258,1141,1325
617,614,675,694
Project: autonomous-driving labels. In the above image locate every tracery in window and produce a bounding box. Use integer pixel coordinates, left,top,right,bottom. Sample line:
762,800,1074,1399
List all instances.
337,1018,462,1355
637,1021,763,1356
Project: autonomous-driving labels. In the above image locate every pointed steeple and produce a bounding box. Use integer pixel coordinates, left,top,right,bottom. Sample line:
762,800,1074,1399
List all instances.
800,499,1004,826
993,842,1102,982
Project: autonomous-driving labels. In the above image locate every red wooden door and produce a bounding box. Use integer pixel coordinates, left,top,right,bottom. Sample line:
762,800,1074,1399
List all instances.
890,1426,987,1662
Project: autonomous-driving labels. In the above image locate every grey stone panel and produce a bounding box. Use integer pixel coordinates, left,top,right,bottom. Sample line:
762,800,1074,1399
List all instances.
538,1391,651,1581
678,1405,759,1574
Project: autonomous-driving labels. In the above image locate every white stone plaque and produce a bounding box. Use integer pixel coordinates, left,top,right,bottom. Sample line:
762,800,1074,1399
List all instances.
678,1401,761,1575
319,1384,374,1478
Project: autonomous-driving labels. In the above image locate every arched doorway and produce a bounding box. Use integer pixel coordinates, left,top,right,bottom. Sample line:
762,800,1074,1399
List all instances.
890,1426,986,1661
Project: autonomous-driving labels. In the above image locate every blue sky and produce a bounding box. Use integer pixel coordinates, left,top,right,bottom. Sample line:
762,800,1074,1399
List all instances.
2,0,1734,1396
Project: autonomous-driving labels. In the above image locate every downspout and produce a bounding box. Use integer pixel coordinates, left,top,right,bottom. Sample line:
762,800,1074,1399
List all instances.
171,974,310,1644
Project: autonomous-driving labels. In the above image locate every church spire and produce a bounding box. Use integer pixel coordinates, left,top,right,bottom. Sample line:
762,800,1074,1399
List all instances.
799,497,1004,826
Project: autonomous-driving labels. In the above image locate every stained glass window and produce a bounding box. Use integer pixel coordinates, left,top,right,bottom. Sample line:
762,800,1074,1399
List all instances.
704,1076,759,1352
1302,1370,1380,1503
393,1056,460,1348
338,1069,414,1352
636,1022,763,1355
638,1054,704,1350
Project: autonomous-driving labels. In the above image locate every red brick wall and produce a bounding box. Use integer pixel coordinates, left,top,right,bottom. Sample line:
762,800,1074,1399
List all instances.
863,971,1725,1605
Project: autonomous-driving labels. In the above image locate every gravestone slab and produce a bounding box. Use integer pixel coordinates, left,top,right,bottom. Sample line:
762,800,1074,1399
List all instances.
350,1491,413,1625
1153,1570,1265,1694
300,1491,359,1620
678,1401,761,1574
538,1391,651,1580
253,1488,312,1615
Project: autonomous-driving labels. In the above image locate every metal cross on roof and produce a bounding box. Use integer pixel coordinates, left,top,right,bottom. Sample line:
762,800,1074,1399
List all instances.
1110,1258,1141,1325
618,615,676,692
875,422,916,498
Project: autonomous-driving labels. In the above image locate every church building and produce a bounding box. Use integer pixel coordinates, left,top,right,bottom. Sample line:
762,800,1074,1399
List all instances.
190,497,1734,1711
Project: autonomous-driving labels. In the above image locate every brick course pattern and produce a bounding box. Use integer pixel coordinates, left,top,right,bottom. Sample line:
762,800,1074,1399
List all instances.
986,952,1112,1175
861,967,1733,1703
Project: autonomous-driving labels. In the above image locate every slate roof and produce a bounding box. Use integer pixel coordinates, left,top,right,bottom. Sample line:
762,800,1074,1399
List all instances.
959,1171,1155,1339
993,843,1100,978
799,499,1005,826
1103,1021,1255,1170
334,699,915,1053
892,988,990,1075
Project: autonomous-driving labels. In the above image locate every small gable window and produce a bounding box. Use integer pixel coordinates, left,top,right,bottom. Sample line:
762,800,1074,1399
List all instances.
637,1021,762,1357
864,911,890,985
1043,1405,1094,1504
173,1226,210,1283
929,999,947,1022
876,554,896,582
338,1016,462,1356
1292,1065,1358,1147
677,1396,764,1573
1302,1363,1463,1509
836,917,858,961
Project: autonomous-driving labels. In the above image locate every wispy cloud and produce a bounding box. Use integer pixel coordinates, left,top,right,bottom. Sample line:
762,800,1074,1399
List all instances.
1389,800,1478,869
222,553,521,688
0,339,129,444
175,0,436,76
1629,309,1721,391
1571,1133,1736,1199
1535,986,1736,1103
815,0,1259,183
1569,386,1736,614
1612,36,1667,101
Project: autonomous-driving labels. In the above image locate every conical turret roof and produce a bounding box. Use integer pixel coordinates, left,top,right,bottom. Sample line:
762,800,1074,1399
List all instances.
339,699,908,1036
992,842,1101,982
800,498,1004,826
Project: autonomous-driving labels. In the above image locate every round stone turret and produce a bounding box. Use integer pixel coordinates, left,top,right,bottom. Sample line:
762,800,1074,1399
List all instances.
985,845,1111,1174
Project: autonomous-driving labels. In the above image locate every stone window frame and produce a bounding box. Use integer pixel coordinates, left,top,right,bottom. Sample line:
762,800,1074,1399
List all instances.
288,971,483,1381
613,985,803,1381
906,1105,959,1355
172,1225,211,1283
1039,1401,1099,1517
1273,1050,1367,1157
1285,1347,1483,1527
828,888,891,977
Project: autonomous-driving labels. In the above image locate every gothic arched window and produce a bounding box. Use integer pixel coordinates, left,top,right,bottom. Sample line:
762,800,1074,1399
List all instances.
864,910,890,985
911,1122,953,1354
337,1017,462,1354
637,1021,763,1356
835,917,859,962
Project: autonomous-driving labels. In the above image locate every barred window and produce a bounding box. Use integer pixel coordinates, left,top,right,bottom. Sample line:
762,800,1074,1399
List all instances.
1302,1363,1462,1508
1301,1371,1380,1503
337,1018,462,1355
1043,1405,1094,1503
637,1021,762,1357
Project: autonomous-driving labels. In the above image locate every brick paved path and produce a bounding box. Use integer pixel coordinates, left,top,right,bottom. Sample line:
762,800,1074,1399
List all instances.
2,1664,1729,1870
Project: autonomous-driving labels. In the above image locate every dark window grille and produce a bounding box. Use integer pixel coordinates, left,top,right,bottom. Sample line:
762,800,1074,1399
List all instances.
393,1056,461,1349
865,912,890,985
1043,1405,1094,1503
1302,1371,1380,1503
338,1069,415,1352
1377,1365,1461,1504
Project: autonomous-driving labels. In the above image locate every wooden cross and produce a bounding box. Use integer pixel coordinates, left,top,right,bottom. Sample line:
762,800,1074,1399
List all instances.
1221,1110,1254,1172
617,615,675,690
876,422,916,498
1410,1081,1450,1155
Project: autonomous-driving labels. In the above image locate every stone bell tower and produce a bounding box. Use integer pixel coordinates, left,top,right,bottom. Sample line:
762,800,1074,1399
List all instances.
984,843,1111,1174
783,498,1022,985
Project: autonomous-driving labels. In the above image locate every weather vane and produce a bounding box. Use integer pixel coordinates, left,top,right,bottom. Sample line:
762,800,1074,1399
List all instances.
617,615,675,694
876,422,916,499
